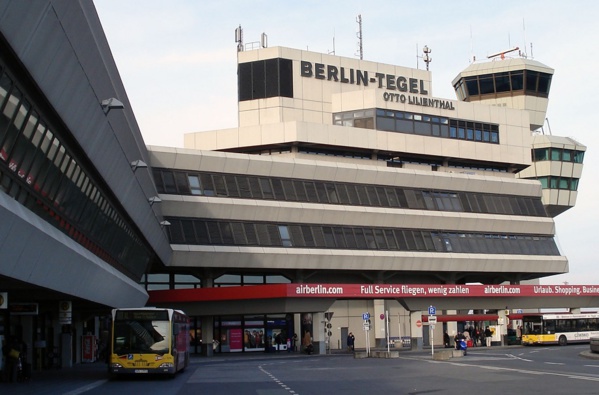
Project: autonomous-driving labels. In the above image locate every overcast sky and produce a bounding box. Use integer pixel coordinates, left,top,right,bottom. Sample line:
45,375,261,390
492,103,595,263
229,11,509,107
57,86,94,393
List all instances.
93,0,599,286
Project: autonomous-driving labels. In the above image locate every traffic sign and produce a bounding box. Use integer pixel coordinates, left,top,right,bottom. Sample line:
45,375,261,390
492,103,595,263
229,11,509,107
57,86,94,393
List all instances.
416,320,422,328
380,313,385,320
428,305,436,315
363,312,370,320
429,316,438,324
363,322,371,330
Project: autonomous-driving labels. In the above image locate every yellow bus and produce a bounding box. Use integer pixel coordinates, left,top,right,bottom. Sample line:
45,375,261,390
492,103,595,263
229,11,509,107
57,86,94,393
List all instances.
521,313,599,346
109,308,190,376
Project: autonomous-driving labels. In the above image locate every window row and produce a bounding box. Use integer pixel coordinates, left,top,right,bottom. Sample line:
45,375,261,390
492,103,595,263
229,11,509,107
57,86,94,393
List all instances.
537,176,579,191
139,272,290,291
544,318,599,333
532,147,585,163
333,108,500,144
453,69,552,100
165,218,561,256
154,168,547,217
0,62,151,279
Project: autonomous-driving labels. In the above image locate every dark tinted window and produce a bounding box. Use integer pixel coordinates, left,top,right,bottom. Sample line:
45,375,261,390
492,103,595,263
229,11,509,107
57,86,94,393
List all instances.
238,58,293,101
238,62,252,101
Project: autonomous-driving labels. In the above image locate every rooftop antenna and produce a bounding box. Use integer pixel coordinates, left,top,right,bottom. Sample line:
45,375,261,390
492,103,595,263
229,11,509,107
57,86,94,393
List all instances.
356,14,363,60
487,47,519,60
545,118,553,136
422,45,432,70
328,29,336,55
235,25,243,52
470,26,476,63
416,44,432,70
261,32,268,48
521,19,528,58
416,43,419,68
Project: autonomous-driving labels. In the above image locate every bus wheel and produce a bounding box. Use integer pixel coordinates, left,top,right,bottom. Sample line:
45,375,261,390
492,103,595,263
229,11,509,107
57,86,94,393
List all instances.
558,335,567,346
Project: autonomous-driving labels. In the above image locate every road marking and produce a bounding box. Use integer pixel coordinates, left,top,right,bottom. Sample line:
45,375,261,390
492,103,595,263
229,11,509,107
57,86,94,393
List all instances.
63,379,108,395
545,362,564,365
402,354,599,382
507,353,532,362
259,364,298,395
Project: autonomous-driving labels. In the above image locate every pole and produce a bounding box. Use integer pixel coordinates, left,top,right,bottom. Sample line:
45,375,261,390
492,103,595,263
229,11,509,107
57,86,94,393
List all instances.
398,315,401,349
367,328,370,356
430,325,434,358
386,310,390,353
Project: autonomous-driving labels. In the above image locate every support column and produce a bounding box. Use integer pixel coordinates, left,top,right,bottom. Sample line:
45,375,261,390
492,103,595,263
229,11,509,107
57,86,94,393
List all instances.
445,310,458,347
201,275,215,356
201,316,214,356
373,299,386,347
409,311,423,350
498,309,508,346
313,312,325,354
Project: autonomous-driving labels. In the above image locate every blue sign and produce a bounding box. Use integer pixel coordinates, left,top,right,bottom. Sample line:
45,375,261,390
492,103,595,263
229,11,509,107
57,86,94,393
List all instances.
428,306,436,315
362,312,370,320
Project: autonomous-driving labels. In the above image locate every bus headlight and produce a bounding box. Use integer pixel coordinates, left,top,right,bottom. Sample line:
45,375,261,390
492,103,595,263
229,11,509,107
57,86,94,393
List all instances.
111,363,123,368
159,362,174,368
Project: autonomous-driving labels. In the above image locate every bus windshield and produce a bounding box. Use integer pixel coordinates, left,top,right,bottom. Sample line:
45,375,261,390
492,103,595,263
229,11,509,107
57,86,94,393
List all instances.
113,316,170,355
522,316,542,335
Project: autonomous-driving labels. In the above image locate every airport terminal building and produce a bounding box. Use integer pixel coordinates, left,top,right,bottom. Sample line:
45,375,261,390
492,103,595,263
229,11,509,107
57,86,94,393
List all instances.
149,43,586,352
0,0,590,365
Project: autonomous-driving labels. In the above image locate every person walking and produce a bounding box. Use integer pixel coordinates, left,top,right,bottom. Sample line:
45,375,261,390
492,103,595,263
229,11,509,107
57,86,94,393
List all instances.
347,332,355,351
484,326,493,347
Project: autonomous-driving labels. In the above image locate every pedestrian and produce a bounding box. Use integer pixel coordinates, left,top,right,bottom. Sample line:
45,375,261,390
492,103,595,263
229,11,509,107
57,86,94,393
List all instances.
2,336,23,382
292,333,298,352
347,332,355,351
443,331,450,348
286,337,291,352
484,326,493,347
275,333,282,352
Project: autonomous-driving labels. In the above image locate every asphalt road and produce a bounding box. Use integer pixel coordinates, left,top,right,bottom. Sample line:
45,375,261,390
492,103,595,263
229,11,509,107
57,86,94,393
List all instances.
4,345,599,395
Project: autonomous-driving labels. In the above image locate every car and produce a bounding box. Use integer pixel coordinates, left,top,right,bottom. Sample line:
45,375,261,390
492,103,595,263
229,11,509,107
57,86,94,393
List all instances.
506,329,520,345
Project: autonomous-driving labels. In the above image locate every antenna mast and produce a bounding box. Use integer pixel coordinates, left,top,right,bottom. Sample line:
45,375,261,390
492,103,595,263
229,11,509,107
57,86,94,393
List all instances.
416,44,432,70
328,29,336,55
356,14,363,60
235,25,243,52
521,19,528,58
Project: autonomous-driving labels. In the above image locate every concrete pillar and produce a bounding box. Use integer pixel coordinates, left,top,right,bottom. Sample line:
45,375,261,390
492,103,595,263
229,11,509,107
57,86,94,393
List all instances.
373,299,386,347
445,310,458,346
410,311,423,350
498,309,508,346
201,316,214,356
313,312,325,354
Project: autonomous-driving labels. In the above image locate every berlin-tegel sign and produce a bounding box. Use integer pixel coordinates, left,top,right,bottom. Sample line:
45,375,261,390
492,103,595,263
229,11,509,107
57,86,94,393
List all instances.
292,284,599,298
